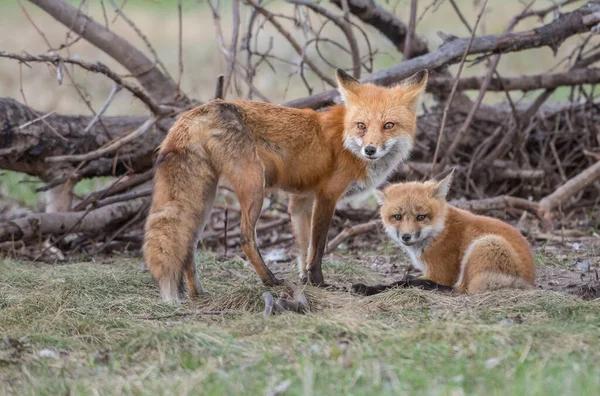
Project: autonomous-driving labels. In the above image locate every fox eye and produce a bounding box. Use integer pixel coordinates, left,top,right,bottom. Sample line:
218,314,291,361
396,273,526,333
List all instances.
357,122,366,130
393,214,402,221
383,122,395,130
416,214,426,222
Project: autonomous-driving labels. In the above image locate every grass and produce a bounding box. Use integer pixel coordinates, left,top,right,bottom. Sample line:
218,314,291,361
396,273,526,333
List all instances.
1,254,599,395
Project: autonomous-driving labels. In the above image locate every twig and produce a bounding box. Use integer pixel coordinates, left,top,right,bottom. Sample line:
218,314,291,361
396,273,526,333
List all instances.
45,118,156,163
282,4,596,109
243,0,336,87
74,170,153,211
404,0,418,60
286,0,361,78
224,0,240,95
0,52,166,115
17,111,56,130
176,0,184,98
430,0,490,173
84,83,122,133
214,74,225,100
95,188,153,208
107,0,174,83
326,220,380,253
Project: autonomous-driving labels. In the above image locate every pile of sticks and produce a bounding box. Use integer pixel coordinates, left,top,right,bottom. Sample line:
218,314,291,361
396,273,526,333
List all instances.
1,0,600,261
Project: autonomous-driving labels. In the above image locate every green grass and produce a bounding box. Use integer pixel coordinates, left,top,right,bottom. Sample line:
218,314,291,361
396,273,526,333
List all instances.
1,255,599,395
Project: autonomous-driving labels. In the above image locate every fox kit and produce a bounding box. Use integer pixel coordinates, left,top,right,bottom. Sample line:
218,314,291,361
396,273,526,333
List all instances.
353,169,535,296
143,68,428,302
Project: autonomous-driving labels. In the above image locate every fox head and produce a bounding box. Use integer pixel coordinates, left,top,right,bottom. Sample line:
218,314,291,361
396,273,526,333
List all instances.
335,68,428,162
377,168,454,247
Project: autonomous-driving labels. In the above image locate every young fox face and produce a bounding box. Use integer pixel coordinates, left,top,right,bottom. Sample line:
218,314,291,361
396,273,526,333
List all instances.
336,69,428,161
377,171,452,246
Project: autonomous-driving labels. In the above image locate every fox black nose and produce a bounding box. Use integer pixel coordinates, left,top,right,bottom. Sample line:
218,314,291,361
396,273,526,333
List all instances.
364,145,377,156
402,233,412,242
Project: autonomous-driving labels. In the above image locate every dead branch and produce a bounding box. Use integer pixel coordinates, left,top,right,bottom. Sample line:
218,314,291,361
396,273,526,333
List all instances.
243,0,337,87
283,4,597,109
287,0,361,79
0,52,167,115
428,68,600,92
0,197,149,243
431,0,489,172
28,0,181,102
326,220,380,253
45,118,157,163
330,0,429,56
539,159,600,216
73,170,154,211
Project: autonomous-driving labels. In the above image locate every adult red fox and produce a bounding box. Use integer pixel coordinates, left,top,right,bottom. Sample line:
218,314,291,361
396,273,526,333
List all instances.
143,68,428,302
353,169,535,296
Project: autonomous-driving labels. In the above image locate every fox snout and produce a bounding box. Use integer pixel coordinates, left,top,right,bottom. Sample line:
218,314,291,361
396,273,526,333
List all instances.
348,136,412,161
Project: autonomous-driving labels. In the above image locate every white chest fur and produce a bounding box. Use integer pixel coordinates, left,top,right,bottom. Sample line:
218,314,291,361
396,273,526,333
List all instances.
342,139,412,201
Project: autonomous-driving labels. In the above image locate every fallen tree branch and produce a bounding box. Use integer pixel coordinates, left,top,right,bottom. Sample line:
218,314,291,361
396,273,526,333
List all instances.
0,197,150,243
539,159,600,217
46,117,157,163
428,68,600,92
326,220,380,253
73,170,154,211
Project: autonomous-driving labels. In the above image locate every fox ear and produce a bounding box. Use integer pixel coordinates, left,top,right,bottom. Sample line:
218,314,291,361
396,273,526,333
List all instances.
396,69,428,110
431,167,455,183
374,189,386,205
336,68,361,104
430,167,454,199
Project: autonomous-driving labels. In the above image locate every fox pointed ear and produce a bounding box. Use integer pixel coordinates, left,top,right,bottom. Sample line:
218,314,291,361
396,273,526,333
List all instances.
396,69,428,110
431,167,455,183
430,167,454,199
336,68,361,104
374,189,386,205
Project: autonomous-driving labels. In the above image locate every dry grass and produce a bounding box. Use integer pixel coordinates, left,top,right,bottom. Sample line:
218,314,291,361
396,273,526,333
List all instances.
1,251,599,395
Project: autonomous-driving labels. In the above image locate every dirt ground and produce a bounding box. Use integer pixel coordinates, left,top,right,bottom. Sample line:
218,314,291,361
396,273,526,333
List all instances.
231,231,600,302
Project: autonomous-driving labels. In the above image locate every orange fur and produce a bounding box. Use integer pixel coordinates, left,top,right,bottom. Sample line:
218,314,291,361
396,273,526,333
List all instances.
143,69,428,302
375,170,535,293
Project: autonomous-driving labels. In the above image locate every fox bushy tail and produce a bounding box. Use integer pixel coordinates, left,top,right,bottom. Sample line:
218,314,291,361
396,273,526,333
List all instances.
143,115,218,302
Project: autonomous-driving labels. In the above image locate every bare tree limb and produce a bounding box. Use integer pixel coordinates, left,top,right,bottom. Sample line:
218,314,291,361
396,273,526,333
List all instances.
431,0,490,172
46,117,156,163
0,197,149,243
539,159,600,214
243,0,337,87
330,0,429,56
0,52,169,115
283,4,597,109
28,0,181,103
428,67,600,92
287,0,361,79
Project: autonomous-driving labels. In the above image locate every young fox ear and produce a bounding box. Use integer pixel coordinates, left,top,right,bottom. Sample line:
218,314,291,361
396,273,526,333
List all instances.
336,68,361,104
430,168,454,199
374,189,386,205
396,69,428,110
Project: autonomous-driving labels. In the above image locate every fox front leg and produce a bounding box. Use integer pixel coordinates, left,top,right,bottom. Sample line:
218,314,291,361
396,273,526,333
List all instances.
305,193,339,286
